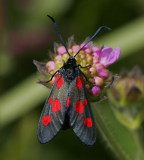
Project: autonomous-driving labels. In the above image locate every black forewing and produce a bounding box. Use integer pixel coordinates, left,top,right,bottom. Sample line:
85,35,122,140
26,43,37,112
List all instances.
69,72,96,146
37,73,68,143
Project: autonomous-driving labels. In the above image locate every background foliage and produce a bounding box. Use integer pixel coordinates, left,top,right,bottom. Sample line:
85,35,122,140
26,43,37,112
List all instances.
0,0,144,160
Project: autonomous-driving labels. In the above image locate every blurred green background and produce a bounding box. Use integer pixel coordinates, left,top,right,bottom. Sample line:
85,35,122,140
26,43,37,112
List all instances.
1,0,144,160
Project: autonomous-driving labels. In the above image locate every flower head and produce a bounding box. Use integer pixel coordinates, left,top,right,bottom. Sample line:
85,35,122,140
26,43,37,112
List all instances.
34,37,121,100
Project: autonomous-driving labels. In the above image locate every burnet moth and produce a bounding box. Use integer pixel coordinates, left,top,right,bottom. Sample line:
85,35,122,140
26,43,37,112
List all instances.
37,15,110,146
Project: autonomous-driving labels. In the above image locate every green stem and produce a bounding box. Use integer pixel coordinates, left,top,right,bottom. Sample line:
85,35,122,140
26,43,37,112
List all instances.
133,128,144,159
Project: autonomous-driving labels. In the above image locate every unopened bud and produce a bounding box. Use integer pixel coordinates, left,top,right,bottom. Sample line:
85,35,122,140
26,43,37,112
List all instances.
90,86,101,96
54,55,62,61
72,45,80,53
98,68,109,79
46,61,56,73
57,46,66,55
95,63,105,70
94,76,104,86
62,53,69,62
89,67,97,76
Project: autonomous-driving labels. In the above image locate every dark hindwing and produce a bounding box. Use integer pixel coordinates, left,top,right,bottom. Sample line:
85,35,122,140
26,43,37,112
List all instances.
37,73,68,143
69,73,96,146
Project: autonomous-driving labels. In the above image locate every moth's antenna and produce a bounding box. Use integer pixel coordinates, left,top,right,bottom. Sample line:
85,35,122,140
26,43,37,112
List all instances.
47,15,70,56
74,26,111,57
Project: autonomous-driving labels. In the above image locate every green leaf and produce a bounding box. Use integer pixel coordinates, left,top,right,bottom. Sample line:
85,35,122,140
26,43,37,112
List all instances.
92,100,144,160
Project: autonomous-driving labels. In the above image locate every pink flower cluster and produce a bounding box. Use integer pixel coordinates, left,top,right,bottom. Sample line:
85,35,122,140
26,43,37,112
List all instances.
45,40,121,97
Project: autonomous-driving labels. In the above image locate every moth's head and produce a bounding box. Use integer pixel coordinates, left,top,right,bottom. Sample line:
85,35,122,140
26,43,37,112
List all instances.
66,56,76,66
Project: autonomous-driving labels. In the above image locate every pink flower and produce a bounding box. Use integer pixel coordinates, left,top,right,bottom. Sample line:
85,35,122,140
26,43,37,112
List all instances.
93,57,99,64
92,46,101,54
94,76,104,86
90,86,101,96
98,68,109,79
93,52,99,58
34,36,121,99
80,43,90,50
85,48,93,54
46,61,56,74
57,46,67,55
99,47,121,67
54,55,62,61
72,45,80,52
95,63,104,70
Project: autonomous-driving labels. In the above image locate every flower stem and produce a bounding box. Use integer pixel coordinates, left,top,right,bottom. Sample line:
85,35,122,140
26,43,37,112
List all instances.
133,128,144,160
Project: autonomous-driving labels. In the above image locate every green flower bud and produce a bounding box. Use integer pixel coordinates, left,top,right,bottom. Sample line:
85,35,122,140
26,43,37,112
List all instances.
108,67,144,130
62,53,69,62
55,61,63,69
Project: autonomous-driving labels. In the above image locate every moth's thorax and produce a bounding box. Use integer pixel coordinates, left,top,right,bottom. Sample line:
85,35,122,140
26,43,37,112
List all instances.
59,56,80,82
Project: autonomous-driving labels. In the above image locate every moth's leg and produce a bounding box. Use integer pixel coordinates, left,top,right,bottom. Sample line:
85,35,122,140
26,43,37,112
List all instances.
78,64,91,69
38,70,59,84
79,65,100,87
80,71,94,86
81,71,100,87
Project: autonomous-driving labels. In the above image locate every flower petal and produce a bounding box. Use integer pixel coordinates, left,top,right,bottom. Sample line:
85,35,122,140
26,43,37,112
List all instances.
92,46,101,54
106,47,121,67
85,48,93,54
100,47,121,67
99,47,113,66
80,43,90,50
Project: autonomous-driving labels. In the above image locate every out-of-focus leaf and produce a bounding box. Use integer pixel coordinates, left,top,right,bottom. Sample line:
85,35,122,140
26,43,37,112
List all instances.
0,74,49,128
92,100,144,160
0,51,14,77
23,0,74,27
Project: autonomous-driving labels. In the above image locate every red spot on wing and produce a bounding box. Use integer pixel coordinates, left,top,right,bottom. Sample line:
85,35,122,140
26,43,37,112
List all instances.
80,75,84,85
54,73,59,84
42,115,51,126
84,118,92,127
48,97,53,104
52,99,61,112
57,76,63,88
75,101,84,114
76,77,82,89
66,96,70,107
84,99,88,106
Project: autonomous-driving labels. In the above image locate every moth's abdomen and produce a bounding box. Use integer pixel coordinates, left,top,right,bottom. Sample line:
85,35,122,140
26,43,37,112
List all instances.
62,112,70,130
